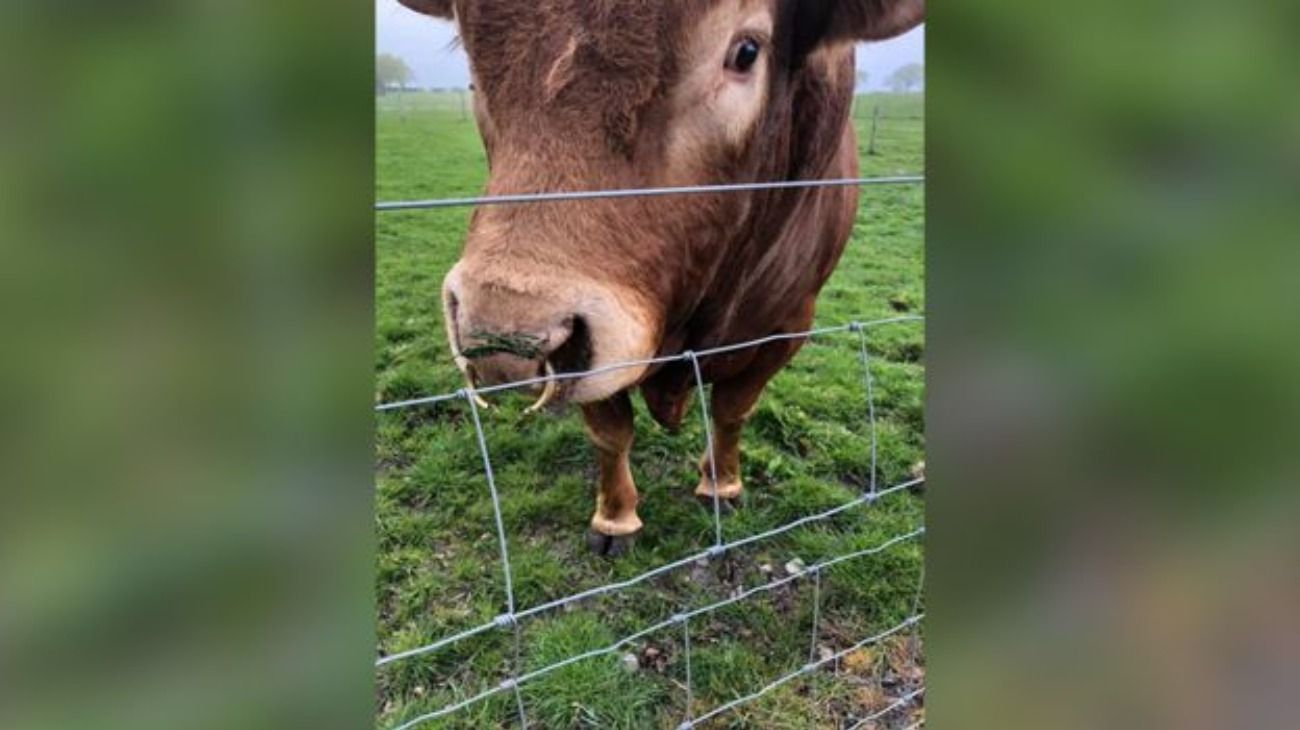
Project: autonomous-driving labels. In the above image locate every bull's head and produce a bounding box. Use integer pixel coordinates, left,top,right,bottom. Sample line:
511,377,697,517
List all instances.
399,0,923,408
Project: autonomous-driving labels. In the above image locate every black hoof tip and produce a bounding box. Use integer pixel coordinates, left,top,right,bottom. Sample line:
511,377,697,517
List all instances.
695,494,739,515
586,529,638,557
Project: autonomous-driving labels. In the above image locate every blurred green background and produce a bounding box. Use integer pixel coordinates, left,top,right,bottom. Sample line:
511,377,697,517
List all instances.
0,2,374,729
928,1,1300,728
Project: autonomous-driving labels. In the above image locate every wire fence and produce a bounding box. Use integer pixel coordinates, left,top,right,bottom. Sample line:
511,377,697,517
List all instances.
375,174,925,729
375,175,924,211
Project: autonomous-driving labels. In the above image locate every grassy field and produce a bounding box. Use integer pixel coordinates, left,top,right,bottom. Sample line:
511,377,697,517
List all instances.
375,91,925,729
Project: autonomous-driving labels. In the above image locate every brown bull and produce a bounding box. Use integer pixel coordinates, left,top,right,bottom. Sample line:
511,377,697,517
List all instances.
399,0,924,554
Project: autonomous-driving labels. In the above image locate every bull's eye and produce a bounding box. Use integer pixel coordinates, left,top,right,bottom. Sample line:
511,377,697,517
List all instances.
725,37,761,73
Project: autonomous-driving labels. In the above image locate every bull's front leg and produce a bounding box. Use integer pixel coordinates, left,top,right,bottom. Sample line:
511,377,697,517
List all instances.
580,391,642,557
695,337,804,508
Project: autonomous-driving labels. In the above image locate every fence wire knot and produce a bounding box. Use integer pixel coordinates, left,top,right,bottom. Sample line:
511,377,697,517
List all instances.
493,613,517,629
848,320,863,332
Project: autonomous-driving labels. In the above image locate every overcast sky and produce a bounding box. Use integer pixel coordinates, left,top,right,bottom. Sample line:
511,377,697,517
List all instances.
376,0,923,91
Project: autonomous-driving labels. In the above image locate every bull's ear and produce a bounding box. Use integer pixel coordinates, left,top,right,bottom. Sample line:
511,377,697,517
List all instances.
793,0,924,55
397,0,455,20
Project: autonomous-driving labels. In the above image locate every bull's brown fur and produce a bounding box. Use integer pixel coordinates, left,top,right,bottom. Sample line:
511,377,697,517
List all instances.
398,0,923,553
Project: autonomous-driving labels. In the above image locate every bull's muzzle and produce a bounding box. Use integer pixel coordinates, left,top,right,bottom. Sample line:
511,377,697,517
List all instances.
443,273,583,413
441,261,654,407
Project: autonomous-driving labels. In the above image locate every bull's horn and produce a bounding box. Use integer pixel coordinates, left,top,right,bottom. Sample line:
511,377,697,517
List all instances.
461,363,491,410
523,361,558,415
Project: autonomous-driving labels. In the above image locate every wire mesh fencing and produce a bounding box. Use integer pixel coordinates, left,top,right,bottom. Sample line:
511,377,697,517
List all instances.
375,175,925,729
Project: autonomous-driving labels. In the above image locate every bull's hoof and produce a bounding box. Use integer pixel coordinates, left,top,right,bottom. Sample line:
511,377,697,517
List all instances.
586,528,638,557
694,493,739,515
694,477,743,515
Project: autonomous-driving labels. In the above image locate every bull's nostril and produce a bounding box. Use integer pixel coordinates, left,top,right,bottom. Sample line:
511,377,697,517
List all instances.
549,315,592,374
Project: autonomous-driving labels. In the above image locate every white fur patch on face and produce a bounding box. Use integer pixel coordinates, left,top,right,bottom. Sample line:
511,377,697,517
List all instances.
664,0,775,180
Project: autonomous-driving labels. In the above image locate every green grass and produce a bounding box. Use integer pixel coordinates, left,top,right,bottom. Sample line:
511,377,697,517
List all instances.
375,91,925,729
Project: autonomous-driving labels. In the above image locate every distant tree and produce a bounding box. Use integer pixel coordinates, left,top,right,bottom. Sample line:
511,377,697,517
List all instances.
885,63,924,93
376,53,413,95
855,70,870,91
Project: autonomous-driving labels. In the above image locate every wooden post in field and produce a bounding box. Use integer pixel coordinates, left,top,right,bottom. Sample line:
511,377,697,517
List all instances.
867,105,880,156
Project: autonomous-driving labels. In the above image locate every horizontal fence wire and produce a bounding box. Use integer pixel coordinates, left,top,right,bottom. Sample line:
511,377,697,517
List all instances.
846,687,926,730
375,315,922,412
375,174,923,211
376,171,924,728
682,613,924,729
